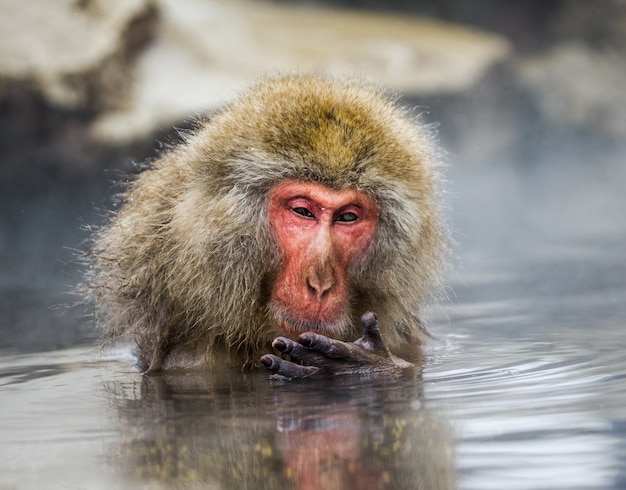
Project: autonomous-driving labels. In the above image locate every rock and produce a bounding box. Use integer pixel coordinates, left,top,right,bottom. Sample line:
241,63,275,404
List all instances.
91,0,511,144
550,0,626,50
0,0,158,112
518,43,626,138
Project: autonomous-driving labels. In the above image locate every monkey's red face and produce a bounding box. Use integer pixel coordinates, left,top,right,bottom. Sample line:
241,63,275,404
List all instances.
268,180,378,338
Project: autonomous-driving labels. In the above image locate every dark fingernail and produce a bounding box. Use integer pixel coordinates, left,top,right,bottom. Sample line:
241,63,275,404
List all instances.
272,338,287,352
299,333,313,347
260,355,274,368
361,311,378,326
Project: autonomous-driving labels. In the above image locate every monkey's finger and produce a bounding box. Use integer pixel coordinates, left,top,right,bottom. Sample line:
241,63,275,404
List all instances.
260,354,319,378
272,336,329,364
355,311,388,354
298,332,352,360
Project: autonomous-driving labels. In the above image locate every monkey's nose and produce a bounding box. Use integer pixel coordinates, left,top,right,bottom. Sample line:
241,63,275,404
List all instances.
306,274,334,299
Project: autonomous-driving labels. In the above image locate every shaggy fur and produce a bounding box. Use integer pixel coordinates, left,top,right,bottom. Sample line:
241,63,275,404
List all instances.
85,74,448,371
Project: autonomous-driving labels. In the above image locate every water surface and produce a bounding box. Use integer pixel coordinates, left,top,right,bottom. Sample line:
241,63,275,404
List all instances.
1,157,625,489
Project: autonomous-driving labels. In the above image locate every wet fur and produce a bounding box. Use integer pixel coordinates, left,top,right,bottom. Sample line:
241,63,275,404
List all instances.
84,74,448,371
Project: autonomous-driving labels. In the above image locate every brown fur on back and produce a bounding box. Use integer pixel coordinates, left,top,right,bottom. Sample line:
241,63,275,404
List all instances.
85,74,448,370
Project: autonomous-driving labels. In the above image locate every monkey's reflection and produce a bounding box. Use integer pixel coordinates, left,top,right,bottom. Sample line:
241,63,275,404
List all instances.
107,369,455,489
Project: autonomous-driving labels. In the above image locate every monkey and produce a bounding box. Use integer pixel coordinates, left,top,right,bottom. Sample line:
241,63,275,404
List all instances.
85,74,447,378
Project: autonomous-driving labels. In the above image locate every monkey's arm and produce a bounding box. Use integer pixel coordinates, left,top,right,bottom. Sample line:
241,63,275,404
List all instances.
260,311,413,379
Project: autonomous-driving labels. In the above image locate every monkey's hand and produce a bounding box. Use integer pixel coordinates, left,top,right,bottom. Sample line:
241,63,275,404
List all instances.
260,311,413,379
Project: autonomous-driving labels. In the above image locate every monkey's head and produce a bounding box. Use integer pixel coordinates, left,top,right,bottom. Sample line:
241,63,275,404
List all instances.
89,75,447,370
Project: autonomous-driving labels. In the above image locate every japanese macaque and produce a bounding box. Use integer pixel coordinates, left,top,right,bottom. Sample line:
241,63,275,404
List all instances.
86,74,447,377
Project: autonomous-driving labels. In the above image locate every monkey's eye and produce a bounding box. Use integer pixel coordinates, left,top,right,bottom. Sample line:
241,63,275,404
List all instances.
335,212,358,223
292,207,315,219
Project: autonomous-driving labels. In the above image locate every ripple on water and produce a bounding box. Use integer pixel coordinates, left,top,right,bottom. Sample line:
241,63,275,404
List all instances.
421,312,626,490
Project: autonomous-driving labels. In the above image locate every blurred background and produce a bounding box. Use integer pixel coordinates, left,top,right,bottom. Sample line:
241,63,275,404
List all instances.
1,0,625,353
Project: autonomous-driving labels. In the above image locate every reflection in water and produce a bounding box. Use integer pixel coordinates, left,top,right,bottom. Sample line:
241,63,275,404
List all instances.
107,369,455,489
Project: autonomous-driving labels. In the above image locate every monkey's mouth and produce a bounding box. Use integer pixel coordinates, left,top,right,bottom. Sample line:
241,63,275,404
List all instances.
269,306,349,339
